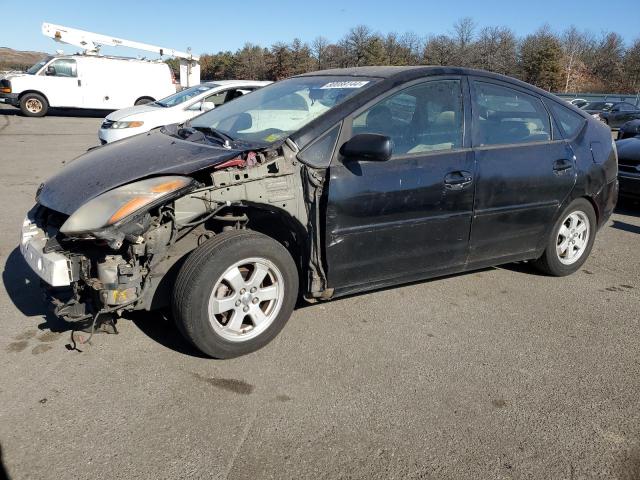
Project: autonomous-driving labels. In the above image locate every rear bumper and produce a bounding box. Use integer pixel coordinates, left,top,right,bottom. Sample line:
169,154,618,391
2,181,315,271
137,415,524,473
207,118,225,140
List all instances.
0,92,19,106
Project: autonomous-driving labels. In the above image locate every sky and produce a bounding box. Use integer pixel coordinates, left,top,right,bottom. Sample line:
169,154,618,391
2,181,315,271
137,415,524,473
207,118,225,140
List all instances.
0,0,638,59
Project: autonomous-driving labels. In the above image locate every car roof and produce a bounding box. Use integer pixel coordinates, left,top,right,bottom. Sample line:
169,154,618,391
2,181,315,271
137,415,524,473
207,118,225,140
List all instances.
296,66,559,98
208,80,272,86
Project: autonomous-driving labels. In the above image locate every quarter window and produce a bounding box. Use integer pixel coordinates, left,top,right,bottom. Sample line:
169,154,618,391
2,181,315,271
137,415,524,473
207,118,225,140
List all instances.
473,82,551,146
352,80,464,156
546,101,586,138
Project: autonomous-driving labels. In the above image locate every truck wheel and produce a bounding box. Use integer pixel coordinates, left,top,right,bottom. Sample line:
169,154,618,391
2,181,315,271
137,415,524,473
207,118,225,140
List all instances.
134,97,154,106
533,198,596,276
172,230,299,358
20,93,48,117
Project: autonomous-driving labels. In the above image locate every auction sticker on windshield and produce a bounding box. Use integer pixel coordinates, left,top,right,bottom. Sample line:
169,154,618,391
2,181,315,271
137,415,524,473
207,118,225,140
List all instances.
320,81,369,89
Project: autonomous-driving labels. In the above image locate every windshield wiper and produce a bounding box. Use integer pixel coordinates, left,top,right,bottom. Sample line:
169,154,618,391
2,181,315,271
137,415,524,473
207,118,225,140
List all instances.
154,101,168,107
191,126,235,148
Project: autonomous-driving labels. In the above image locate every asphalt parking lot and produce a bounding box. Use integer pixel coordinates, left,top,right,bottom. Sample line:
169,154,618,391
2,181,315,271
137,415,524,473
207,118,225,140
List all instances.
0,103,639,480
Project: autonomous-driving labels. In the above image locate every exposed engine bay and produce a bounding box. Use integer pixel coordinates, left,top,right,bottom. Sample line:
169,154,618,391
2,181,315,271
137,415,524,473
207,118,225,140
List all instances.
20,140,329,331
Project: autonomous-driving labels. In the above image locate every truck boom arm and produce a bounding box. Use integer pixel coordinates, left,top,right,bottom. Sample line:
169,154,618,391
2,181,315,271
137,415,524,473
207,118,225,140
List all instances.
42,22,200,61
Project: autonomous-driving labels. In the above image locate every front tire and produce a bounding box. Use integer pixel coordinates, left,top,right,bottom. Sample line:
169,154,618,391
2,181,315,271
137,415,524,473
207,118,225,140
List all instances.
172,230,299,358
20,93,48,117
533,198,596,276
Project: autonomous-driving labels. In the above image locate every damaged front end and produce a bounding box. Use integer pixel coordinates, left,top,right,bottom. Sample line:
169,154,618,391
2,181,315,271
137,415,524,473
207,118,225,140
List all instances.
21,140,330,331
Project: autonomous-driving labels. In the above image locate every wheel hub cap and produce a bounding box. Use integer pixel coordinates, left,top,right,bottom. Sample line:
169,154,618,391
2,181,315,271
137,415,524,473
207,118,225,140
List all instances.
207,257,284,342
556,210,590,266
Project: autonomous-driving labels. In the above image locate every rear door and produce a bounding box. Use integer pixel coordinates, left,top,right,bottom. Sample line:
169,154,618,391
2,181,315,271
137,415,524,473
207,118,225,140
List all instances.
42,58,82,107
468,78,576,263
325,77,475,289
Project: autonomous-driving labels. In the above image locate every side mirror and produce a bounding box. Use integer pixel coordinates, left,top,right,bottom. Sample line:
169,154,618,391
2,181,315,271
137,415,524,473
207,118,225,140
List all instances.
201,101,215,112
340,133,392,162
45,65,56,76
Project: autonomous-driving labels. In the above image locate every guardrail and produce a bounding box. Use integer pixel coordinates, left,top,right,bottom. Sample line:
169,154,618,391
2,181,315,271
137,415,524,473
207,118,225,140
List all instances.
555,92,640,107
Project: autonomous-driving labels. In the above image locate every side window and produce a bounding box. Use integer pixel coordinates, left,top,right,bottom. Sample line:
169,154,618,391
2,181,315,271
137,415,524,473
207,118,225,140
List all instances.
473,82,551,146
49,59,77,78
205,90,230,106
352,80,463,156
545,101,586,138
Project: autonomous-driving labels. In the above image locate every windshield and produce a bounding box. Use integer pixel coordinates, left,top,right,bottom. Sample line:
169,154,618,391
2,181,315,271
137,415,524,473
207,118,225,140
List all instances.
27,57,52,75
190,76,377,145
156,84,218,107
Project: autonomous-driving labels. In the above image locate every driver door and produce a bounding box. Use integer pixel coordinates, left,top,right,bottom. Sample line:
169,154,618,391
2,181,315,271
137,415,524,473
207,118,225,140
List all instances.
325,77,475,290
43,59,82,107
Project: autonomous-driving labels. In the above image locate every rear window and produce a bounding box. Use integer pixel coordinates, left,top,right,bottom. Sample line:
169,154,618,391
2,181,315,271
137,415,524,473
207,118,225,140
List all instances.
546,101,586,138
473,81,551,146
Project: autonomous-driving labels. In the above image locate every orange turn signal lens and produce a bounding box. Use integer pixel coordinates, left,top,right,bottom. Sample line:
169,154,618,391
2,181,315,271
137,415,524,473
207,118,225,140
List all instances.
151,179,188,193
0,87,11,94
108,197,153,224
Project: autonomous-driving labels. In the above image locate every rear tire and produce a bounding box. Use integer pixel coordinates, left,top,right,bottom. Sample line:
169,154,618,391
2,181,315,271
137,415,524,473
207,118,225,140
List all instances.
533,198,596,276
172,230,299,358
20,93,48,117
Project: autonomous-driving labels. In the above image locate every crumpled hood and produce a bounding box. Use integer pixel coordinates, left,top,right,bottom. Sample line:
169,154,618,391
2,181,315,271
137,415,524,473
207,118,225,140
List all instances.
38,128,242,215
105,104,166,122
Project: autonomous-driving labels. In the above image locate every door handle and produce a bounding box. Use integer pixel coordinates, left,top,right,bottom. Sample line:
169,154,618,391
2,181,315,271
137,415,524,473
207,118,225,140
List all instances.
444,171,473,190
553,158,573,173
77,79,82,87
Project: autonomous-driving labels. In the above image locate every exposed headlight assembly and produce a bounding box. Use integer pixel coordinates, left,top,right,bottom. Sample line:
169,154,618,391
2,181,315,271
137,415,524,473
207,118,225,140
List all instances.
60,176,193,234
111,120,144,129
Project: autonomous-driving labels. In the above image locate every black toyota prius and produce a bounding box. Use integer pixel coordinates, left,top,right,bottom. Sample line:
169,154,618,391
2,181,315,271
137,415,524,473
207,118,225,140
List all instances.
20,66,618,358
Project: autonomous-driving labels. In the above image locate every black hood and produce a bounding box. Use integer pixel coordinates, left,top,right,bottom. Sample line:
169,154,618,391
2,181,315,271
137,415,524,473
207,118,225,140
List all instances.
38,128,242,215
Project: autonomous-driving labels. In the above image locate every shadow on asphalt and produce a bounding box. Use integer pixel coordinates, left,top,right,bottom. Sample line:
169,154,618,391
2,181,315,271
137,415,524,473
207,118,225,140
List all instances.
0,106,113,118
611,220,640,235
2,248,77,333
130,310,210,359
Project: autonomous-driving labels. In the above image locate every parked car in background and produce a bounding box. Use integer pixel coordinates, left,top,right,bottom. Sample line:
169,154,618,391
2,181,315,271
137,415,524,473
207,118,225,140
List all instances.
618,119,640,140
599,102,640,129
0,55,176,117
20,66,618,358
99,80,271,143
616,136,640,199
570,98,588,108
581,101,614,117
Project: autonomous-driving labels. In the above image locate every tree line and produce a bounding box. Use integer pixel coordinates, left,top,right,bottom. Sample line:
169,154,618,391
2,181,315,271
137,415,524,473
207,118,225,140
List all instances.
168,18,640,94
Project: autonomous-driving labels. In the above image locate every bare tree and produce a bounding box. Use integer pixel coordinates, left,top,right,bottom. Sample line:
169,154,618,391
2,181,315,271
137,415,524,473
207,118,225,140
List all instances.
423,35,457,66
452,17,477,66
342,25,374,66
623,38,640,93
475,26,517,75
311,36,329,70
561,26,592,92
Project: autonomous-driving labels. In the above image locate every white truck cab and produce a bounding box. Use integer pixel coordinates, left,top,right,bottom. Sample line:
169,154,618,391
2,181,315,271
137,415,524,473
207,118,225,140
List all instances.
0,54,176,116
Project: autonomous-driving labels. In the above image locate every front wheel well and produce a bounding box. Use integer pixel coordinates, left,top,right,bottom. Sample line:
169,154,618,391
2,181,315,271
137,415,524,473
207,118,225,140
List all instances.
18,90,49,103
134,96,155,105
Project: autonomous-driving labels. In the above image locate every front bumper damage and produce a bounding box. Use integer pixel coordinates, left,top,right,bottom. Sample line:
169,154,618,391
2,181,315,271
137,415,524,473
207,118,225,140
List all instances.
20,140,329,330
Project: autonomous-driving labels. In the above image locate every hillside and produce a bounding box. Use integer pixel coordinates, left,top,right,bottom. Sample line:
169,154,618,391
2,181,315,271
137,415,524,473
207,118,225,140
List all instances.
0,47,48,70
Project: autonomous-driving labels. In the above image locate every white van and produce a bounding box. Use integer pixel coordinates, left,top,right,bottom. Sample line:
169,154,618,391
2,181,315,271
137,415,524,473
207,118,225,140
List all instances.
0,55,176,116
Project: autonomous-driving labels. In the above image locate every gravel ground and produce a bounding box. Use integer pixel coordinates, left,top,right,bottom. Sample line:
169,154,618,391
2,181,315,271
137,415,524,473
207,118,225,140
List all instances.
0,104,639,480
